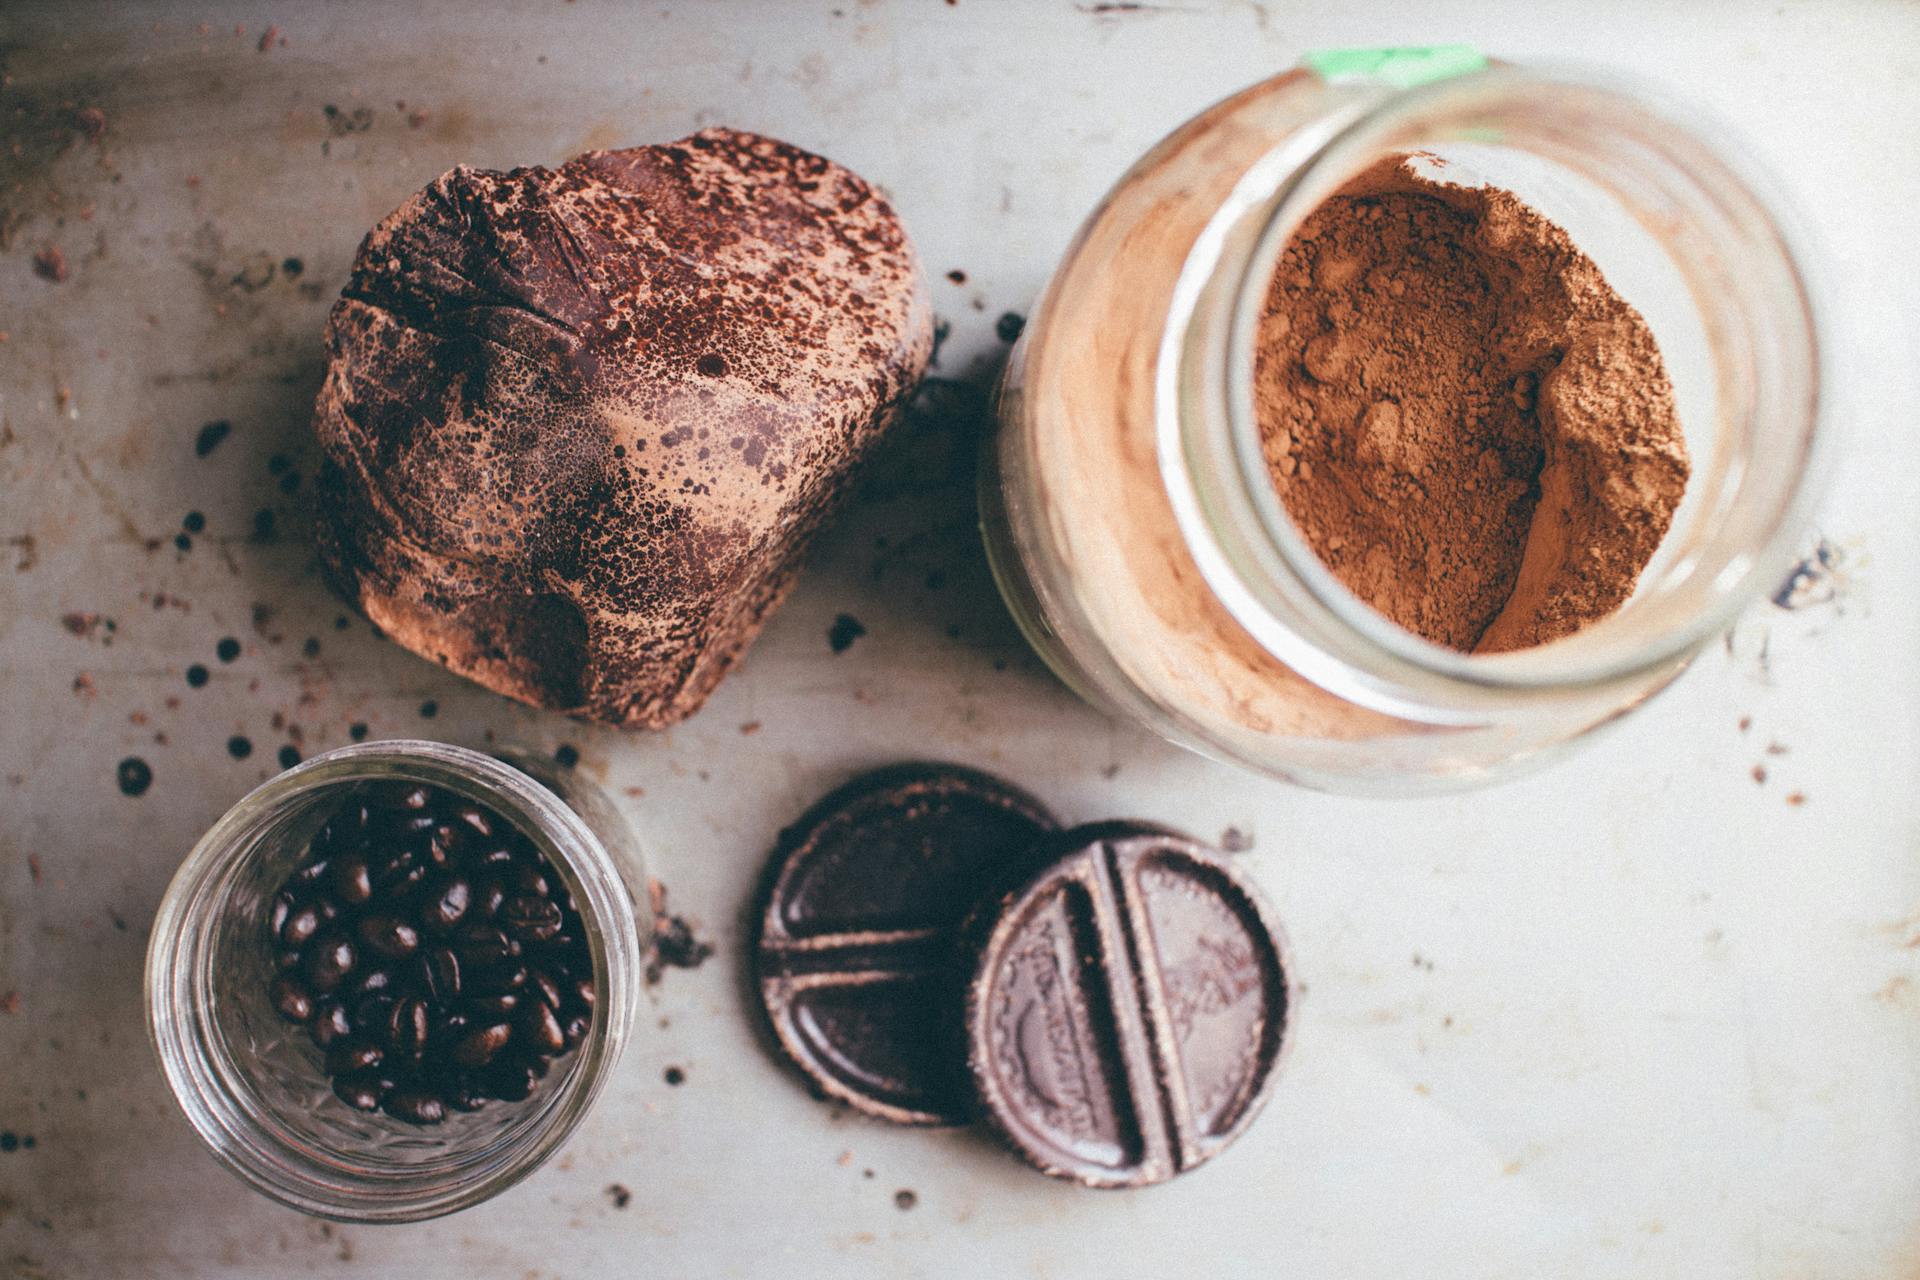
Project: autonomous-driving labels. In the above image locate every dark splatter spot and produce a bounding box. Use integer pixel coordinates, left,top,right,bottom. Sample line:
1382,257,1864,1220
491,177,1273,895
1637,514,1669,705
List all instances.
278,745,301,768
267,454,292,476
216,637,241,663
116,757,152,797
695,353,728,377
348,722,369,741
302,637,321,658
282,257,304,277
277,470,302,495
193,420,231,457
995,311,1026,343
944,269,966,285
607,1184,631,1209
185,664,210,688
227,735,252,760
182,511,206,534
663,1065,685,1086
894,1189,917,1210
418,700,438,719
334,615,351,631
554,743,579,768
32,244,68,282
1771,537,1845,611
174,533,193,552
251,508,277,542
0,1132,18,1152
827,613,865,653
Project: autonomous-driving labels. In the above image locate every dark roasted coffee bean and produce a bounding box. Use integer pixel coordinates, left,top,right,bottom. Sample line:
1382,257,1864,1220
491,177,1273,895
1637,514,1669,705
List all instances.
370,782,432,812
357,914,420,960
351,993,396,1035
472,845,517,869
519,1001,565,1055
464,992,522,1020
451,804,494,841
271,975,315,1023
303,934,357,993
418,947,462,1002
429,1008,470,1049
383,1089,446,1126
471,874,509,920
484,1059,536,1102
289,857,331,891
452,1023,513,1068
309,1000,353,1048
269,891,294,938
281,903,322,949
275,948,304,972
389,997,431,1061
467,963,528,997
370,849,424,900
326,1037,384,1076
330,853,373,906
501,895,563,945
455,923,514,968
440,1072,487,1112
354,964,397,997
332,1072,385,1112
418,874,471,934
315,799,371,854
424,825,459,869
567,975,596,1013
507,862,551,898
562,1012,591,1050
526,966,564,1012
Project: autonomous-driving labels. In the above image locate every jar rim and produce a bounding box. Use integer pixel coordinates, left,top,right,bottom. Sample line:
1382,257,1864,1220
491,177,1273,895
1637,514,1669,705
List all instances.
1163,62,1831,716
144,739,641,1223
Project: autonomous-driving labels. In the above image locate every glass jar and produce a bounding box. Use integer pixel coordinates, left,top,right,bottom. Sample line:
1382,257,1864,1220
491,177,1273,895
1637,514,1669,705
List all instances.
981,52,1827,793
145,740,649,1222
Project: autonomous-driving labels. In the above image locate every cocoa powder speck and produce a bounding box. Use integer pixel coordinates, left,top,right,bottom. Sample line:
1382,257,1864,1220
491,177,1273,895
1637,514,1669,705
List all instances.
1255,156,1689,652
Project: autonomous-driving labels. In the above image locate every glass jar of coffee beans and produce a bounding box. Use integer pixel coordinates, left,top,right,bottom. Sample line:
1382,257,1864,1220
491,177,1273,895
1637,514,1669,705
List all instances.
147,740,648,1222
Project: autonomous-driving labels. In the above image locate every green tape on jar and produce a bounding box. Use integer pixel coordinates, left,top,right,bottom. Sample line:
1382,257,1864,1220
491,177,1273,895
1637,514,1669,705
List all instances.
1304,45,1487,88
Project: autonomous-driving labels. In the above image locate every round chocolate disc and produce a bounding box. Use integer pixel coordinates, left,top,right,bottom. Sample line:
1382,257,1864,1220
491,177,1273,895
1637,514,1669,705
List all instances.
753,764,1059,1126
963,822,1293,1187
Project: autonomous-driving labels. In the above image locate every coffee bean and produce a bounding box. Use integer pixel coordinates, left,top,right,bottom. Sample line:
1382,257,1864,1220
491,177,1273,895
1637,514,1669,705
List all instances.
467,963,528,997
303,935,357,993
351,994,396,1034
271,976,314,1023
455,923,514,968
501,895,562,945
315,802,371,855
472,874,509,920
354,964,398,997
429,1008,471,1049
519,1001,565,1055
289,858,331,892
312,897,341,927
440,1072,487,1112
357,914,421,960
453,1023,514,1068
269,891,294,937
418,874,471,934
281,904,322,949
424,826,459,868
418,947,462,1002
451,804,494,841
563,1013,591,1050
388,997,430,1060
370,849,425,901
332,1072,385,1112
473,845,518,869
325,1037,384,1076
371,782,431,812
383,1090,446,1126
508,862,551,898
526,966,564,1011
464,992,522,1019
275,948,304,972
523,1050,553,1080
485,1059,536,1102
309,1000,353,1048
567,975,596,1013
330,853,373,906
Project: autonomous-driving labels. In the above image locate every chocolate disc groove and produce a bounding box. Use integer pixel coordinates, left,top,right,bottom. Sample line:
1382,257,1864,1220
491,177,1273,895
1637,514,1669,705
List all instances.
965,823,1292,1187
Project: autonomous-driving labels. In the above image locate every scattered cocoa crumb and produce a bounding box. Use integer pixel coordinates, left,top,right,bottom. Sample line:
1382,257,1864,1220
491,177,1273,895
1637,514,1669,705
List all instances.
554,743,579,768
646,880,715,985
32,244,68,282
1751,764,1768,785
836,1150,853,1167
828,613,866,653
406,107,430,129
27,855,42,883
71,673,94,696
0,991,18,1015
74,106,106,142
257,24,279,52
1765,741,1790,756
894,1189,918,1210
606,1184,631,1209
1738,716,1753,733
663,1065,685,1086
944,269,967,285
60,612,97,636
1220,827,1254,853
1786,792,1806,807
738,720,762,735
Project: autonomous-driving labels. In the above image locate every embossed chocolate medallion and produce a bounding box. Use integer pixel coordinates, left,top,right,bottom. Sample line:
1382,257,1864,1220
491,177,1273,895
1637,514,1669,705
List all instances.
963,822,1291,1187
754,764,1058,1126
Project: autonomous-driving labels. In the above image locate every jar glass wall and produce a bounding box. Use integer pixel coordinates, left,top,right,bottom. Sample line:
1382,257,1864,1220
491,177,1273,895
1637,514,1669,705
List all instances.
145,740,648,1222
981,59,1826,793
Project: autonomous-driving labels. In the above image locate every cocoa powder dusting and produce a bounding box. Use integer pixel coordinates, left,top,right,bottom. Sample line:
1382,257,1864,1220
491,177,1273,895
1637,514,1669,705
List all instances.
1255,157,1689,653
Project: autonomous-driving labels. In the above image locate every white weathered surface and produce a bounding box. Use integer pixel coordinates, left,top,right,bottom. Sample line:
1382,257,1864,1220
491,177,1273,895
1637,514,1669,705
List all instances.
0,1,1915,1277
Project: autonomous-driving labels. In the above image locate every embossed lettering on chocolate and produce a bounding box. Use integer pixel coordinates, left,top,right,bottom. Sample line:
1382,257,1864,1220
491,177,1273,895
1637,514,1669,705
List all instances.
963,823,1293,1187
312,129,933,726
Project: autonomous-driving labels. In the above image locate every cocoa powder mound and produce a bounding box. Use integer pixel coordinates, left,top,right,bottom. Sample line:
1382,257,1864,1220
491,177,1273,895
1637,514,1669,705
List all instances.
1254,157,1689,653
